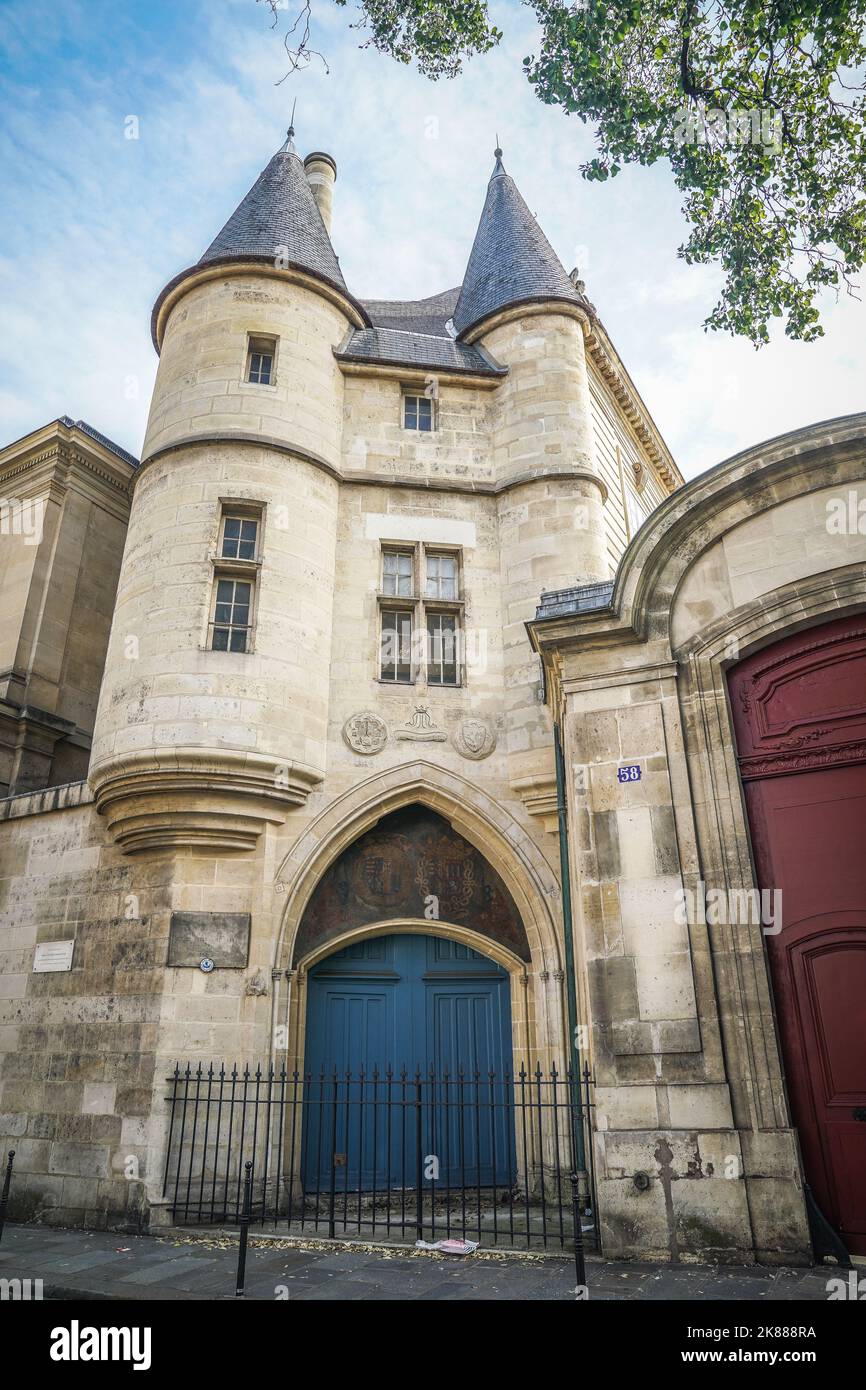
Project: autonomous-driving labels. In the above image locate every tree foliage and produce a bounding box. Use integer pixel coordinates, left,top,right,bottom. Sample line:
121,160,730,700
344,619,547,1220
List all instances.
260,0,501,79
261,1,866,343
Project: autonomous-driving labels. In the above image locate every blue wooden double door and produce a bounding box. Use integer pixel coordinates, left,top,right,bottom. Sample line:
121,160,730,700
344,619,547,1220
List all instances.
303,934,516,1190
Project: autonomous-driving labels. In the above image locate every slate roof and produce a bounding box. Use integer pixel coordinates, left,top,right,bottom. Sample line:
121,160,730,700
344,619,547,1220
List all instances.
151,134,369,348
360,288,460,338
335,326,506,377
152,140,580,368
452,153,584,338
59,417,139,468
534,581,615,621
198,139,348,294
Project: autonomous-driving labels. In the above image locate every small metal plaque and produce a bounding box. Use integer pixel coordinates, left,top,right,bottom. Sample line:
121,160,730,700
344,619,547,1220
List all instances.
617,764,642,783
33,940,75,973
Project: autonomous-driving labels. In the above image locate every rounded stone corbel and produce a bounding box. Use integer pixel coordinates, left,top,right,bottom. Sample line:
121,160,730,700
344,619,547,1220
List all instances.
88,747,322,854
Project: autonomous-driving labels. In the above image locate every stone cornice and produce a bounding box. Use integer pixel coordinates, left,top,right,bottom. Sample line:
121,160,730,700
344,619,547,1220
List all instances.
88,747,323,853
334,359,505,391
583,319,681,492
560,659,679,696
0,422,136,506
460,299,592,344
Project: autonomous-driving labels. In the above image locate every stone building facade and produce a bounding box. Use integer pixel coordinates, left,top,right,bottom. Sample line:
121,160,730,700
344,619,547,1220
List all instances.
0,132,862,1263
529,416,866,1262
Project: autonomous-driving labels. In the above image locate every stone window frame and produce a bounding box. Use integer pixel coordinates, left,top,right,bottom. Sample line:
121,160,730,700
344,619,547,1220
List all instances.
376,543,464,687
208,574,255,653
401,387,437,433
205,499,265,654
242,332,279,389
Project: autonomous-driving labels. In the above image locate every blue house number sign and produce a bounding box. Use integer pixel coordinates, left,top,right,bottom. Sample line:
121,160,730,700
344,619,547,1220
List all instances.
617,765,642,783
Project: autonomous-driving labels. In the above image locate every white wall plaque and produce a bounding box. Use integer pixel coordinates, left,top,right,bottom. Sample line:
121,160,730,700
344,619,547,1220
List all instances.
363,513,476,548
33,940,75,972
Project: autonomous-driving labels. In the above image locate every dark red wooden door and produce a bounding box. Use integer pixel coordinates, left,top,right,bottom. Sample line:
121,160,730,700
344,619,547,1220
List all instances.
729,614,866,1256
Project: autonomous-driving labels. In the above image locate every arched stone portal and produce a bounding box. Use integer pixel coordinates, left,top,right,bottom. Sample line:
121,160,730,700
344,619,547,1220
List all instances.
273,768,567,1076
288,805,538,1079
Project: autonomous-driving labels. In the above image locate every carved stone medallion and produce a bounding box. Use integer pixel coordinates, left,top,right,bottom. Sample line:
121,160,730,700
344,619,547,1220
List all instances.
343,711,388,755
454,717,496,760
394,704,447,742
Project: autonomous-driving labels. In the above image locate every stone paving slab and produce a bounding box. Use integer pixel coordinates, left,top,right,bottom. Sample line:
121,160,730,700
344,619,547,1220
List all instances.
0,1223,839,1302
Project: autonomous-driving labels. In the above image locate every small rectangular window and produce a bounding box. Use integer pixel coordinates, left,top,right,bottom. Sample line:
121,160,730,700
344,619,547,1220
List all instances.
221,515,259,561
246,335,277,385
425,552,458,600
403,393,434,432
210,577,253,652
382,549,414,597
426,612,458,686
380,609,413,683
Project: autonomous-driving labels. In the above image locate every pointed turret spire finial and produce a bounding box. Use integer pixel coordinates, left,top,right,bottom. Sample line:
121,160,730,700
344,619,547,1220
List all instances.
280,98,298,155
453,151,584,338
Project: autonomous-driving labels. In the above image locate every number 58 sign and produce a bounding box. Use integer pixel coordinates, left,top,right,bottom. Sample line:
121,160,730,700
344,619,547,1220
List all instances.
617,764,642,783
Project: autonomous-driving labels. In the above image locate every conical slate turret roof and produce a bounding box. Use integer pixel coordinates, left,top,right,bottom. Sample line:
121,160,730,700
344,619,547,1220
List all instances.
452,150,584,338
151,132,368,350
198,132,348,292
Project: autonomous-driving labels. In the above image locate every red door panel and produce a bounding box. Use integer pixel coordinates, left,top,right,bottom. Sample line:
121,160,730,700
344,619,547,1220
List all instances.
729,614,866,1257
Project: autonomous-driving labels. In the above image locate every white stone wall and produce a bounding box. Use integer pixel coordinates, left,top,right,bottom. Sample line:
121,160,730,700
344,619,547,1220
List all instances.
341,376,493,481
90,443,339,787
144,274,349,469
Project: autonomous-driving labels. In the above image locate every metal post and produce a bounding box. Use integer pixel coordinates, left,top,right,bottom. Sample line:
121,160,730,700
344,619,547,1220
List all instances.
415,1072,424,1241
328,1073,338,1240
570,1172,587,1294
235,1159,253,1297
554,724,589,1197
0,1150,15,1244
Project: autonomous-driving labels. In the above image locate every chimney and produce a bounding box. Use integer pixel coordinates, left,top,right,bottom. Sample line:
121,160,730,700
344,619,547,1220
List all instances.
304,151,337,234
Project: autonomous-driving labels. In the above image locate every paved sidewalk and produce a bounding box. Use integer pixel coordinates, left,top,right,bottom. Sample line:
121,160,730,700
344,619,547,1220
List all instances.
0,1224,836,1301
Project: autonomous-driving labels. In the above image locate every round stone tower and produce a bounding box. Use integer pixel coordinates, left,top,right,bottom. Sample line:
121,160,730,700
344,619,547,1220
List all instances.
452,150,609,796
89,131,368,852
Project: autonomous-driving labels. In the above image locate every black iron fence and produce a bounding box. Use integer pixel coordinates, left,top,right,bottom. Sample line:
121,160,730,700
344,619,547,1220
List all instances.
163,1062,597,1255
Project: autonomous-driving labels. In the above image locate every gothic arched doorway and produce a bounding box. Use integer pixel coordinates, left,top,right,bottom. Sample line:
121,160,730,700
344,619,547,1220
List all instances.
292,805,532,1191
729,612,866,1256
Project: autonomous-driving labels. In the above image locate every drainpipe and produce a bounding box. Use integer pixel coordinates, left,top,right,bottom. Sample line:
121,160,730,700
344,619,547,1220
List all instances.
553,720,589,1196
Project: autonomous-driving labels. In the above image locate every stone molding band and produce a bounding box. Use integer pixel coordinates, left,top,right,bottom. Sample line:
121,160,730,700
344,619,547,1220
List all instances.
137,434,610,504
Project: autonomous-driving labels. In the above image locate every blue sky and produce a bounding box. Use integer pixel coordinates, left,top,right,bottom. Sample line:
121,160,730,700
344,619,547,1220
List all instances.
1,0,863,478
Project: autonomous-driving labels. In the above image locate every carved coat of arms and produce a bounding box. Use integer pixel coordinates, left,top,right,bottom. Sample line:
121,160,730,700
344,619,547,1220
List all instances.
454,717,496,760
343,712,388,755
